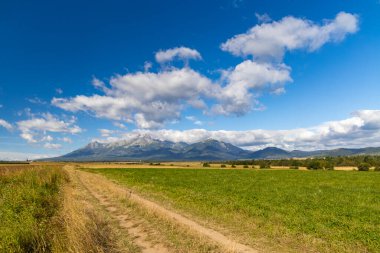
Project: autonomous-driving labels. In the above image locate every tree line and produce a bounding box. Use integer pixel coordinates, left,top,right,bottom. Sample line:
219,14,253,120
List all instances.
219,156,380,171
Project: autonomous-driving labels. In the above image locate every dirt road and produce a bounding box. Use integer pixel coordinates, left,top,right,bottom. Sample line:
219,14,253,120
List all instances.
67,166,258,253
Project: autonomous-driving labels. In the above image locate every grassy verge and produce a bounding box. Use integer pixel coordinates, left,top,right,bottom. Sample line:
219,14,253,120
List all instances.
53,168,138,253
88,168,380,252
0,165,66,252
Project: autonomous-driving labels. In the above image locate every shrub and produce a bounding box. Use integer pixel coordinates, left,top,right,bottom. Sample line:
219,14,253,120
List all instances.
307,160,323,170
202,163,211,167
260,164,267,169
243,165,249,168
374,166,380,172
231,165,236,168
325,162,335,170
290,166,299,170
220,164,226,168
358,163,370,171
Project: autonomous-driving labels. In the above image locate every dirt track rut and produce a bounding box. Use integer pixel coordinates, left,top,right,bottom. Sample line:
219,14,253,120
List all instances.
70,167,258,253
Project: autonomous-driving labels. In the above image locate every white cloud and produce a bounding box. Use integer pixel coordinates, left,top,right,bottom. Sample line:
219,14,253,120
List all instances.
107,110,380,151
213,61,292,115
0,119,12,131
27,97,47,105
61,137,72,143
52,12,358,129
0,151,55,161
17,113,82,143
56,88,63,94
255,13,271,23
144,61,152,72
155,47,202,64
41,135,54,142
185,115,203,125
44,143,62,149
221,12,358,61
53,68,217,128
99,129,116,137
113,122,127,129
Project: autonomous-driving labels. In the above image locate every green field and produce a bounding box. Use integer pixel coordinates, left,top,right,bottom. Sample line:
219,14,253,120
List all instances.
89,168,380,252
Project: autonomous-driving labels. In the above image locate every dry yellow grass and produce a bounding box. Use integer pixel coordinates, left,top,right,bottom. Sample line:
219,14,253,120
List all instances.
52,166,137,253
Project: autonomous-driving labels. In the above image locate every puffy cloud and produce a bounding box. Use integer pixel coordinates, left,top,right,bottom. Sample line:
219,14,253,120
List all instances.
107,110,380,150
155,47,202,63
0,119,12,131
53,68,217,128
144,61,153,72
44,143,62,149
221,12,358,61
213,61,292,115
61,137,72,143
41,135,54,142
255,13,272,23
99,129,116,137
52,12,358,129
17,113,82,143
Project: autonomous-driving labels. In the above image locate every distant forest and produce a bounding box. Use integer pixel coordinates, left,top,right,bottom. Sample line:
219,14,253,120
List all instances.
221,156,380,171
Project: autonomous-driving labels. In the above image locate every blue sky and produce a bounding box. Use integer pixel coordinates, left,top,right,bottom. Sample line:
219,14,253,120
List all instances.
1,0,380,159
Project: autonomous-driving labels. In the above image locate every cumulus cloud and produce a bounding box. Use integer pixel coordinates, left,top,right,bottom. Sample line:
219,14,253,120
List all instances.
44,143,62,149
17,113,82,143
52,13,358,129
53,68,217,128
105,110,380,151
0,119,12,131
155,47,202,64
213,61,292,115
41,135,54,142
221,12,358,61
99,129,117,137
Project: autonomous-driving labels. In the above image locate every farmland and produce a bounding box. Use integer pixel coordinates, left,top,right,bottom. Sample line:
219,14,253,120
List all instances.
89,167,380,253
1,163,379,252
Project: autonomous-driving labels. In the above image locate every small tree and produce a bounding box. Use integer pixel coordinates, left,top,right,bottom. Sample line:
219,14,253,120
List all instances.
203,162,211,167
307,160,323,170
231,164,236,168
358,163,370,171
325,162,335,170
220,164,226,168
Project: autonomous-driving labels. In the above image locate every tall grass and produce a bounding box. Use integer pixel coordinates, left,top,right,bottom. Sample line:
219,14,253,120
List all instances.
0,165,66,252
91,168,380,252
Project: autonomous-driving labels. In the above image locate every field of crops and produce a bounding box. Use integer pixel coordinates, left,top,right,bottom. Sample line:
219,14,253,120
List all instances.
89,168,380,252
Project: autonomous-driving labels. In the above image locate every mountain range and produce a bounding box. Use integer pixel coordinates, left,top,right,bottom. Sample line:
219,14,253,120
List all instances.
43,135,380,161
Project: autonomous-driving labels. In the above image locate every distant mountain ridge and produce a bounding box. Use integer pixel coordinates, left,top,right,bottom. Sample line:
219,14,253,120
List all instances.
44,135,380,161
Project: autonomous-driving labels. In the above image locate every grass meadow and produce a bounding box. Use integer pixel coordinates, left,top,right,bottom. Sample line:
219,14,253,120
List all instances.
0,165,66,252
89,168,380,252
